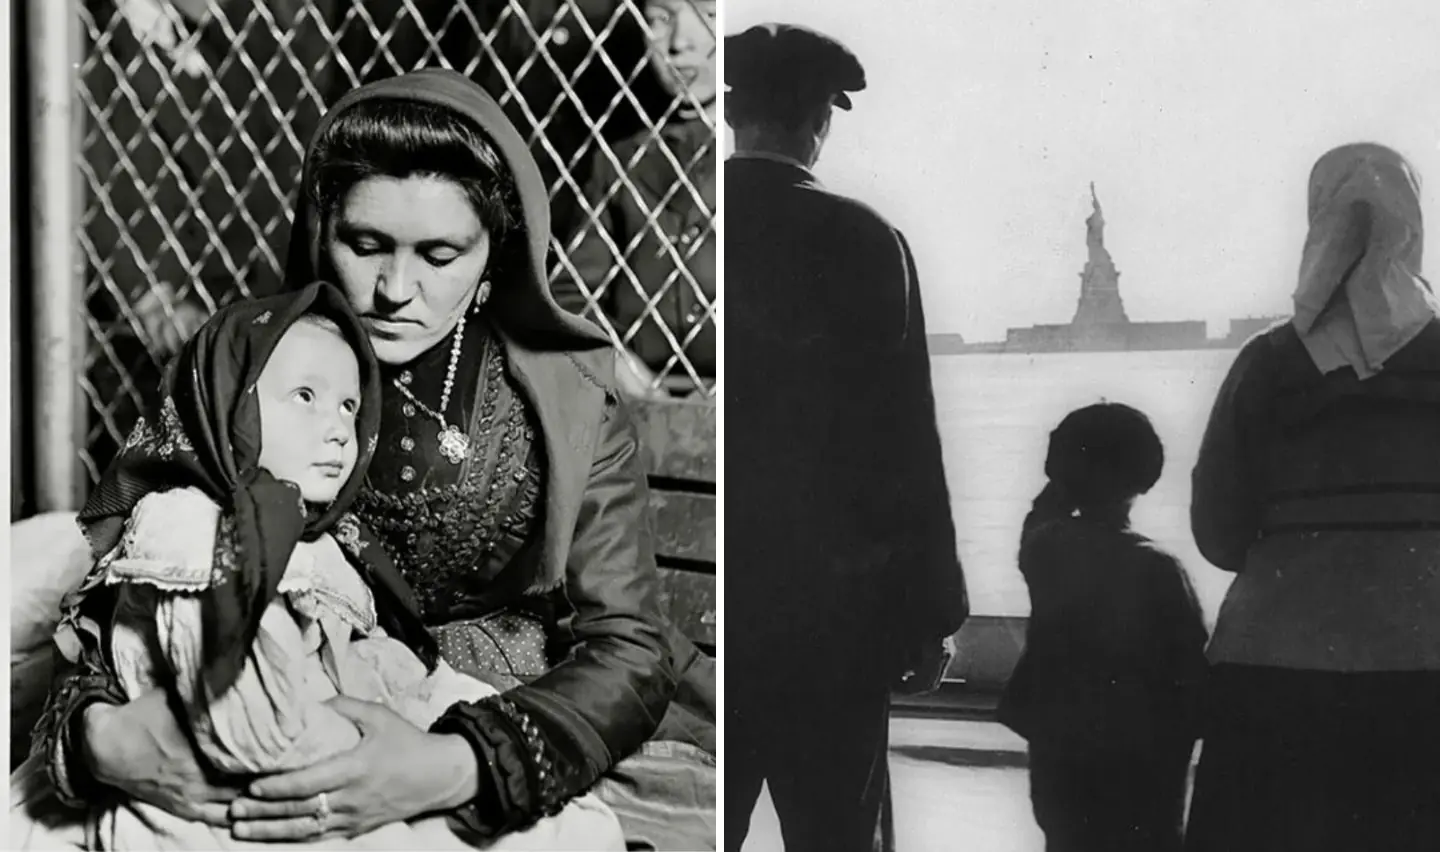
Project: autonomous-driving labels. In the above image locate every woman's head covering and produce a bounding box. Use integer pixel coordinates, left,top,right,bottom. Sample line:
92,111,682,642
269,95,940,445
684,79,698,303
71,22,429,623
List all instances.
78,281,437,683
1292,143,1438,379
285,68,606,351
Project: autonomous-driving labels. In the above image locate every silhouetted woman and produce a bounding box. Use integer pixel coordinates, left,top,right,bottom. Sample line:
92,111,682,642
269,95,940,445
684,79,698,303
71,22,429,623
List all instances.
1186,143,1440,852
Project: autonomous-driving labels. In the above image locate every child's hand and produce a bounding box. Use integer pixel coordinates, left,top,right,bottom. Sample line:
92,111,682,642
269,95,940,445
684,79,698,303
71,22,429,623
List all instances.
86,688,240,826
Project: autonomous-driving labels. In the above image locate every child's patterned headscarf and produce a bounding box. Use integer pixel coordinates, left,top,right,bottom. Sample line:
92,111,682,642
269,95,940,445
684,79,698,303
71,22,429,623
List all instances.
77,281,438,687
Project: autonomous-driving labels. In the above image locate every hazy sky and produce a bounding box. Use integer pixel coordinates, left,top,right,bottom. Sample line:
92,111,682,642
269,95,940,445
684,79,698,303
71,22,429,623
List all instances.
723,0,1440,340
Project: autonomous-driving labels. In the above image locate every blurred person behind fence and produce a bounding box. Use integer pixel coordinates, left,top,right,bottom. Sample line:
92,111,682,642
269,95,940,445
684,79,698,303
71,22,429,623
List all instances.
1185,143,1440,852
999,402,1207,852
551,0,717,398
724,23,969,852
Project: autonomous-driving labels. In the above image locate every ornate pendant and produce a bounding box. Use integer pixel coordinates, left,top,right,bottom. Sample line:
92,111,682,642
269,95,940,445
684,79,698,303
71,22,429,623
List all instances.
438,425,471,464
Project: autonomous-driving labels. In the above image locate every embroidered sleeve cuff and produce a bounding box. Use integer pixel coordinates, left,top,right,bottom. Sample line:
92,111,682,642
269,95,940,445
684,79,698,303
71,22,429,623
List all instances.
429,695,572,837
36,669,129,809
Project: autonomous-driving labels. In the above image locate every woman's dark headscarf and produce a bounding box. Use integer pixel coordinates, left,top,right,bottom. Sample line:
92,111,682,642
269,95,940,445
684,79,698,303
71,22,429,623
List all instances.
284,68,607,352
77,282,438,686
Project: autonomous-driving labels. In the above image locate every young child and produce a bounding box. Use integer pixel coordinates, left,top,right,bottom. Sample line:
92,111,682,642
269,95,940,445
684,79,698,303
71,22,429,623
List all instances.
998,402,1208,852
10,282,622,850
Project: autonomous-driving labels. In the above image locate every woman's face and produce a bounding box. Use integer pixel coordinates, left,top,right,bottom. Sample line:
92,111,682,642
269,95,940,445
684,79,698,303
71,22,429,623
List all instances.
326,175,492,365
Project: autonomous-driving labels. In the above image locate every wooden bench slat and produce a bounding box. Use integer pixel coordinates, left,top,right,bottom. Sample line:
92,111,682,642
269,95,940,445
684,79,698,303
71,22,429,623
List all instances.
649,491,716,564
631,398,716,653
656,567,716,647
632,398,716,480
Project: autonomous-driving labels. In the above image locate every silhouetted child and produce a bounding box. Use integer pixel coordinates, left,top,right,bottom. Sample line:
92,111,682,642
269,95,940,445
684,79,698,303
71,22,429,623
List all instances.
998,402,1207,852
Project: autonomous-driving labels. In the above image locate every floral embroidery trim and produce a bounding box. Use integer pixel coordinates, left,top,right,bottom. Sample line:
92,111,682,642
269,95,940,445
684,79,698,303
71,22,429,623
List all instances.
332,513,368,556
122,416,148,451
288,588,377,634
101,488,222,591
278,535,379,633
158,396,195,454
121,396,196,459
211,514,238,588
101,564,214,594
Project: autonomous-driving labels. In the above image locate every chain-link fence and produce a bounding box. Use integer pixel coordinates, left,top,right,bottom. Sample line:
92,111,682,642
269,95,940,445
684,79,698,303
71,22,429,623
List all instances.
62,0,715,487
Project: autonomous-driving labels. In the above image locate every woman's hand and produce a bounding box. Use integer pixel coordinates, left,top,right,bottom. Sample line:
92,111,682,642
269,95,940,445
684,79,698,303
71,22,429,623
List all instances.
228,696,480,842
84,689,240,826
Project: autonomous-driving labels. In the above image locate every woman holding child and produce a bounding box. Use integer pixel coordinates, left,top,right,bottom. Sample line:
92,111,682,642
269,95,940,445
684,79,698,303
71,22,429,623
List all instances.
21,68,715,850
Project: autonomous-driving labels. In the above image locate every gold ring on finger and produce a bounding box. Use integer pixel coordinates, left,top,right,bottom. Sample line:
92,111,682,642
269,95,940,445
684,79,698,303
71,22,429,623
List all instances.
315,792,332,831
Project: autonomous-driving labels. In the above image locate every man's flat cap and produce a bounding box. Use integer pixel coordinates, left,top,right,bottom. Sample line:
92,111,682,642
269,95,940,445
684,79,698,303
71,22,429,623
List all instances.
724,23,866,110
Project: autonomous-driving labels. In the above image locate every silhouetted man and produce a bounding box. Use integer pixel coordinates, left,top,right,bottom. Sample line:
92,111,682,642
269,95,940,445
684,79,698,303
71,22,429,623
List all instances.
724,22,970,852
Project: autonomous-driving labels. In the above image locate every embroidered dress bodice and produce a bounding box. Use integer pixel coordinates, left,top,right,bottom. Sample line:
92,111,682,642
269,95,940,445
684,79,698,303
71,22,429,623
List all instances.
355,320,546,625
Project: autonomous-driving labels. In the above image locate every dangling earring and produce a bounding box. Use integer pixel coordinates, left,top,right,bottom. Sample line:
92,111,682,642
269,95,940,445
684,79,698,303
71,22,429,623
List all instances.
473,279,492,314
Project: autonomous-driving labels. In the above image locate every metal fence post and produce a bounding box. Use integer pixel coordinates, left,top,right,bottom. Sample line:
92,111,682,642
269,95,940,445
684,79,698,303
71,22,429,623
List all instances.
27,0,84,511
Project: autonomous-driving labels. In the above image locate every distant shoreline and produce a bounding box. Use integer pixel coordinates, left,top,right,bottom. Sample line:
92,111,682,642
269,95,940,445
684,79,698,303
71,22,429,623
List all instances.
928,317,1285,356
929,339,1246,356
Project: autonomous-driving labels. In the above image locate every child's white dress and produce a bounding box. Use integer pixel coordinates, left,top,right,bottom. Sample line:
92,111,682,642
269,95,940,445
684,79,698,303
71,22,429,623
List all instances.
10,487,623,851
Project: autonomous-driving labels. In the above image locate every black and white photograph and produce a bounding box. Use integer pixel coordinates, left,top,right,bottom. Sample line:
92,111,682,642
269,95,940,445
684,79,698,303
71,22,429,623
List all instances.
10,1,715,849
724,1,1440,850
14,0,1440,850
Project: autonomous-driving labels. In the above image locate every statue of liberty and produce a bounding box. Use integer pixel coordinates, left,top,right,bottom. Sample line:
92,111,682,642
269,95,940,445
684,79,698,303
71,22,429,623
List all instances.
1073,182,1128,326
1085,182,1106,260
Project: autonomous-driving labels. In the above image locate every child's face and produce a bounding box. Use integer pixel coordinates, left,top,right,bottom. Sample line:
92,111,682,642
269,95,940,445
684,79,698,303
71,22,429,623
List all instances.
645,0,717,106
256,321,362,503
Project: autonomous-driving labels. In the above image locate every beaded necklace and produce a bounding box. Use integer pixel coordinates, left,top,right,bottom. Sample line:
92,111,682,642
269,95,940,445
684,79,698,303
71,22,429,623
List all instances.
392,312,470,464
